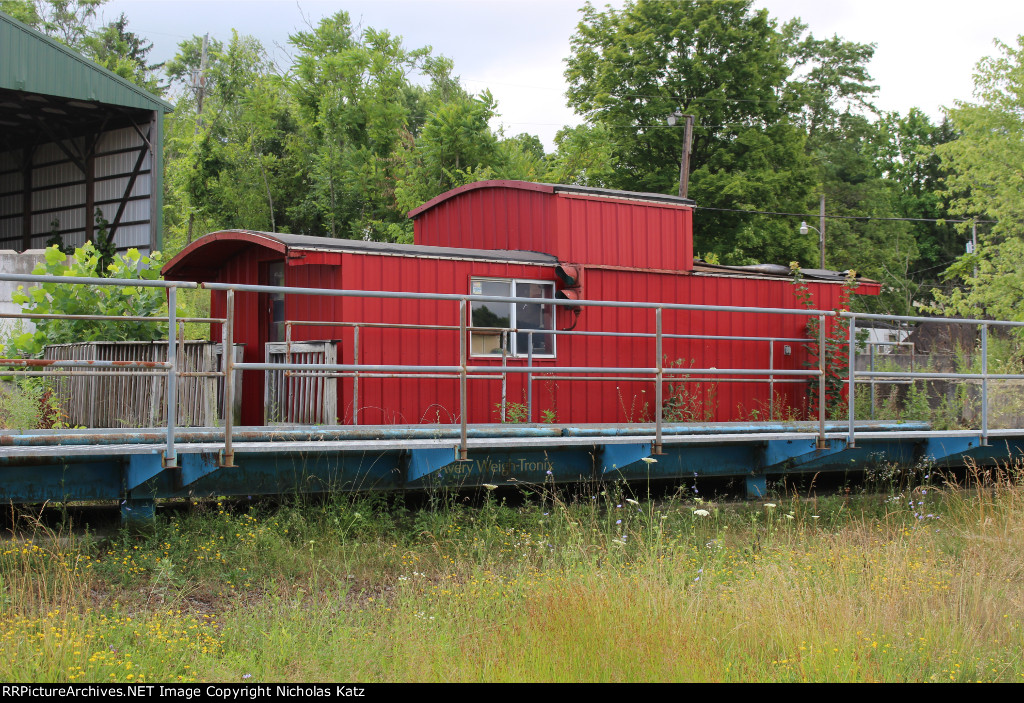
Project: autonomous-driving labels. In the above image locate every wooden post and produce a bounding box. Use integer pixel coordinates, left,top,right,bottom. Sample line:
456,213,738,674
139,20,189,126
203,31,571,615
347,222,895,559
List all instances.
678,115,694,200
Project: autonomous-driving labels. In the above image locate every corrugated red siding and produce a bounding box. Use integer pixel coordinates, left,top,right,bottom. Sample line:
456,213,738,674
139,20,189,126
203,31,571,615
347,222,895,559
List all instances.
195,232,866,426
413,185,693,272
553,194,692,272
413,187,555,254
206,243,858,425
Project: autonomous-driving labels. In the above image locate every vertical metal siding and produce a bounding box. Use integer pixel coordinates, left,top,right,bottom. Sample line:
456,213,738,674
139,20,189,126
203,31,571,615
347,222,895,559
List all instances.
198,238,864,426
413,185,693,273
415,188,555,254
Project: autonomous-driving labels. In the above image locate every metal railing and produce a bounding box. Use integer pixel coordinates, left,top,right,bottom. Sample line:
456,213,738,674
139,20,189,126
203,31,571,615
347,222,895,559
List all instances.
3,271,1020,464
844,312,1024,448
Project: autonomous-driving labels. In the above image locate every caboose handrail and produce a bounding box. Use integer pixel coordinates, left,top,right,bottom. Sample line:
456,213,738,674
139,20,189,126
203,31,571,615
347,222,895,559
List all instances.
1,271,1022,466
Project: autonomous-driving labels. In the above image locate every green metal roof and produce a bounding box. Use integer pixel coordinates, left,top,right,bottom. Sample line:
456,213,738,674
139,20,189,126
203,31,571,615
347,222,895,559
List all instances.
0,10,173,112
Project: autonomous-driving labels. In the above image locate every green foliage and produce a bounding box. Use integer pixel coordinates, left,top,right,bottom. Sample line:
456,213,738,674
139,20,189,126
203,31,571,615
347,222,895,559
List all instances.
563,0,878,266
0,377,66,430
930,37,1024,321
5,244,174,358
663,359,717,422
791,263,858,417
80,11,163,93
161,14,545,251
5,1,163,94
497,401,530,424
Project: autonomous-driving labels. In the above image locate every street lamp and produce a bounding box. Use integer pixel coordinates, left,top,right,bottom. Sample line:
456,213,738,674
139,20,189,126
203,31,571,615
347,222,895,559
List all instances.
800,220,825,270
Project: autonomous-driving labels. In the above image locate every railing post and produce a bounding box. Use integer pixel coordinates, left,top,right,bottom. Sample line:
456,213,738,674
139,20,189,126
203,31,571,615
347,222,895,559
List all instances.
847,314,856,448
164,286,178,468
221,289,235,467
353,325,360,426
655,307,663,454
500,329,507,422
869,342,876,420
768,339,775,420
285,320,292,422
981,322,989,446
817,313,827,449
459,299,468,460
527,331,534,422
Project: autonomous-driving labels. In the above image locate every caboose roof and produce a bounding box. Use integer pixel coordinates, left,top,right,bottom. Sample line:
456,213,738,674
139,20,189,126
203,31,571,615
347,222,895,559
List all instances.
407,180,695,219
162,229,558,280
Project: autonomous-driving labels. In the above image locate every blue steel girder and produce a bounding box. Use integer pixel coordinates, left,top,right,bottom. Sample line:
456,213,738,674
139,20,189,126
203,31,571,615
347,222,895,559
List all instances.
600,443,652,475
405,446,459,483
125,453,166,491
0,457,123,502
762,438,917,474
180,453,221,487
433,447,594,487
921,436,1024,467
660,443,759,477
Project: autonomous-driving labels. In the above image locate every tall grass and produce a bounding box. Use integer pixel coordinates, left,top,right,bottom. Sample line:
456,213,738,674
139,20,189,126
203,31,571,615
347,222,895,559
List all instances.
1,468,1023,682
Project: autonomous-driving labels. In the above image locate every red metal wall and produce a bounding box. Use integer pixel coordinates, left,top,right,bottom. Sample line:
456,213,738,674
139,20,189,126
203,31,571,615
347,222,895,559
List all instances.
552,195,692,272
413,185,556,255
208,248,346,425
413,184,693,272
205,243,865,427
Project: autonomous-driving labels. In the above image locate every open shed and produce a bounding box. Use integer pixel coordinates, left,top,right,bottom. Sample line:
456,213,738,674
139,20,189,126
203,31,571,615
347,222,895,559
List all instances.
0,11,172,254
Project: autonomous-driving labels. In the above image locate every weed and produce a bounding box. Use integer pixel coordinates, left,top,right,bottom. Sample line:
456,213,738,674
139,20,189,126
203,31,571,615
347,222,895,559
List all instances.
3,468,1024,682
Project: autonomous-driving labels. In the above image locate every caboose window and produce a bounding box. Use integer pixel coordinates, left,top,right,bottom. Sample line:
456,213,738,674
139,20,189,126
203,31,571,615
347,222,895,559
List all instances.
470,278,555,358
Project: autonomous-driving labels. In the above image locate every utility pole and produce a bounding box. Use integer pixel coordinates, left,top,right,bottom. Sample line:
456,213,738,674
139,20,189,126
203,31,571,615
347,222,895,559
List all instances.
679,114,693,200
668,111,694,199
972,221,978,279
819,194,826,270
187,33,210,245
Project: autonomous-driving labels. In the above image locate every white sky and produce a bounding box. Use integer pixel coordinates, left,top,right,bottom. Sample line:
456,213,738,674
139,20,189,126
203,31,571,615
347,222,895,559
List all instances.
101,0,1024,150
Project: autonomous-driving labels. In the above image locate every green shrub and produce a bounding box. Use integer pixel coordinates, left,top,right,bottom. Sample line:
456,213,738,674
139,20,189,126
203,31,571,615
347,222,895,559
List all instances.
5,243,177,358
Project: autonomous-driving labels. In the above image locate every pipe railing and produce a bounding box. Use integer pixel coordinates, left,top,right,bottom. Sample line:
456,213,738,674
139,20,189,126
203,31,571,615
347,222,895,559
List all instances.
4,272,1020,463
841,312,1024,448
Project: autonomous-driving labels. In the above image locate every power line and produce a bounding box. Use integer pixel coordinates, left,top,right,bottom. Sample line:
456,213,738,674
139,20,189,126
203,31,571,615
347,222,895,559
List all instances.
693,205,995,225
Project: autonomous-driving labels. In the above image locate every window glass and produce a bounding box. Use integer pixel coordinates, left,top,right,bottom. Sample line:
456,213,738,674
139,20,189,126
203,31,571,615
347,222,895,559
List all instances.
471,280,511,355
469,278,555,357
267,261,285,343
515,282,554,355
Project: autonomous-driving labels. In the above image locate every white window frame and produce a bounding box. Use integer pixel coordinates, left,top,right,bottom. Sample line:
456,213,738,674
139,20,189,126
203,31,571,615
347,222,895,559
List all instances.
469,277,556,359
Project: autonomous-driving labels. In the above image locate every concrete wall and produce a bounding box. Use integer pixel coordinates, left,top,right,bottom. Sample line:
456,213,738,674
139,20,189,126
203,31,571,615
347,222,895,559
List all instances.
0,249,46,338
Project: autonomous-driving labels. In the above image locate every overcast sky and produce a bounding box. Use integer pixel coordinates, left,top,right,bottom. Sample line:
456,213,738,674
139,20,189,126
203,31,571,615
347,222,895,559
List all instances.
102,0,1023,150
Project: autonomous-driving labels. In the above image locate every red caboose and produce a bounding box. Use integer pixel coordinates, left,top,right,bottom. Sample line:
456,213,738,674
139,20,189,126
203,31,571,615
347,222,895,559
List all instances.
163,181,877,426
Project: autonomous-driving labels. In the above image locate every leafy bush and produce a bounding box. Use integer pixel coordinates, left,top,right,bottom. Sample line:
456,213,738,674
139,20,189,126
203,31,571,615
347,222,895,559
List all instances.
5,243,176,358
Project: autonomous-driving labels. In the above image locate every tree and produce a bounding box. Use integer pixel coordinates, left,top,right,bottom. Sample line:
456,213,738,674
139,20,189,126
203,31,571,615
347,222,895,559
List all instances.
547,123,616,187
564,0,879,266
163,32,289,248
82,12,163,93
931,37,1024,320
282,12,435,241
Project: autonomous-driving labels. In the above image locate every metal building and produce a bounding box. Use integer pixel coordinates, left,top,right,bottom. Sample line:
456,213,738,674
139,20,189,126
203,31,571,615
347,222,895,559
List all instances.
163,181,880,426
0,11,172,254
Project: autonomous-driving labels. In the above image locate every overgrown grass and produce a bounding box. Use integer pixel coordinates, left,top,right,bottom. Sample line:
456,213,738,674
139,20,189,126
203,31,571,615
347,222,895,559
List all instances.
2,466,1024,682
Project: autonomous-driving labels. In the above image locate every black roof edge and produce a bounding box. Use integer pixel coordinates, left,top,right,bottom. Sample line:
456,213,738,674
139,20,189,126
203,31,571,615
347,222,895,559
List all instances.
551,183,695,207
